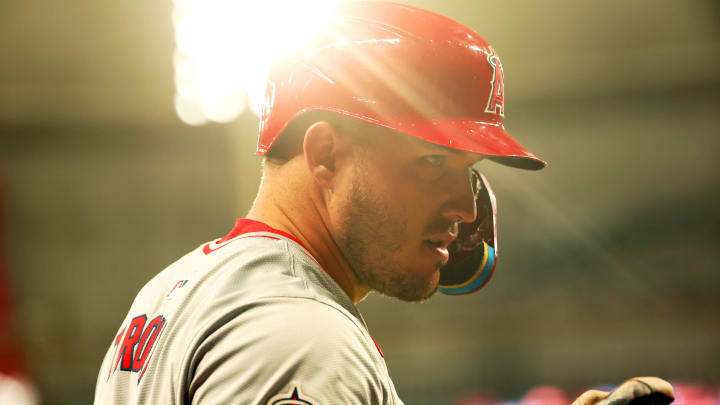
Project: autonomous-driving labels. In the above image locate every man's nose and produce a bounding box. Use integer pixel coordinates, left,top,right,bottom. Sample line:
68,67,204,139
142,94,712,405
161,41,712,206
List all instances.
440,168,477,224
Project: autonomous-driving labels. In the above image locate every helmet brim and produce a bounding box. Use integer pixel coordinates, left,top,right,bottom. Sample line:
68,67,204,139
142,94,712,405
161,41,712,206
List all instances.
335,112,547,171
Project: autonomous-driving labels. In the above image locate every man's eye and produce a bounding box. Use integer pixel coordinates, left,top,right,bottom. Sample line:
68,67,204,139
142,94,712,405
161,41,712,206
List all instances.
422,155,446,167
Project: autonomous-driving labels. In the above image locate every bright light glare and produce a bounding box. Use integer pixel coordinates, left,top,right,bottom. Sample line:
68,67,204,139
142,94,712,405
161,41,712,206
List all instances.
172,0,344,126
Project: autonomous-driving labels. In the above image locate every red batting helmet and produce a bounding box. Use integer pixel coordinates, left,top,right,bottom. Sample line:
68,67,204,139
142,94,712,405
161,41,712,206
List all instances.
257,1,546,170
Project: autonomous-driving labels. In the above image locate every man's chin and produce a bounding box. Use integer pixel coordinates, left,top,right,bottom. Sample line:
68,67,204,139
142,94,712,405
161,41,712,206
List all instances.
391,284,438,302
378,270,440,302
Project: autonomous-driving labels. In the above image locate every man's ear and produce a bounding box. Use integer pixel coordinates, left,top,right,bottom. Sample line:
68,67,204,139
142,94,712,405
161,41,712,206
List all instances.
303,121,348,188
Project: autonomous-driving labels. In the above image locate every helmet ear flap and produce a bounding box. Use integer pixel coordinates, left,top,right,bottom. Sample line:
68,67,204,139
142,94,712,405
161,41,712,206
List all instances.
438,170,498,295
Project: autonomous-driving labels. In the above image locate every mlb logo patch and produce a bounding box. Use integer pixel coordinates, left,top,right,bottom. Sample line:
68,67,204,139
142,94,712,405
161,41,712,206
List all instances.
165,279,189,300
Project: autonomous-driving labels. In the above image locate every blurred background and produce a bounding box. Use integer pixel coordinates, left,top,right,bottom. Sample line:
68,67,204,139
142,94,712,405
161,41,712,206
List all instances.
1,0,719,404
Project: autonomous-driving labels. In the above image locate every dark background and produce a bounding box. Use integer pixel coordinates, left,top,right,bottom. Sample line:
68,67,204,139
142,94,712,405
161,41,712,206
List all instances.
1,1,719,404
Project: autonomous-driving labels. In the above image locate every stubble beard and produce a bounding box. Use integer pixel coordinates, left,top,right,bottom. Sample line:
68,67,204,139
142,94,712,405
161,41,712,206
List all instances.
336,162,439,302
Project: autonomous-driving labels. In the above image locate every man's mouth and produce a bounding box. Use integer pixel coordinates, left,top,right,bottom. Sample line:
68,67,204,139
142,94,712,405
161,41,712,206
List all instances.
422,240,450,263
424,230,457,248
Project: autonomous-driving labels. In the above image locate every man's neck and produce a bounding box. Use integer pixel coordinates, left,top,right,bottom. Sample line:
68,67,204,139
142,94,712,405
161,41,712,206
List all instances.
246,170,371,304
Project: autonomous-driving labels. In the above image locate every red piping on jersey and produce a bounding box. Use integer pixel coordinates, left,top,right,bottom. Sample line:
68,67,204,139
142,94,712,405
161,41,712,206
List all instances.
203,235,281,254
371,337,384,358
220,219,308,247
203,219,319,266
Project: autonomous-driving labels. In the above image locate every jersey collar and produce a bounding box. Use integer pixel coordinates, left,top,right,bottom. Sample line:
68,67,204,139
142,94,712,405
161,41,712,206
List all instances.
219,218,311,253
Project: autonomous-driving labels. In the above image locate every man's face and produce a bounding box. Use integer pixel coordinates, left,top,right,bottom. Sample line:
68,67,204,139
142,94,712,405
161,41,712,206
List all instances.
332,129,482,301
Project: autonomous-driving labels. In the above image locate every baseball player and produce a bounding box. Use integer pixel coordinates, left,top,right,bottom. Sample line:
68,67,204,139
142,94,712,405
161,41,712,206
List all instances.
93,2,674,404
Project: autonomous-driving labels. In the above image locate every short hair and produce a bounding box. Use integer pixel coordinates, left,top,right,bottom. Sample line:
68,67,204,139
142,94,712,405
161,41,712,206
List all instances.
264,111,387,165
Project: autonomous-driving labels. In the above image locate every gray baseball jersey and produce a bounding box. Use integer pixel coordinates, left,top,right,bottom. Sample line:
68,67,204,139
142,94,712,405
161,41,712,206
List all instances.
94,219,404,405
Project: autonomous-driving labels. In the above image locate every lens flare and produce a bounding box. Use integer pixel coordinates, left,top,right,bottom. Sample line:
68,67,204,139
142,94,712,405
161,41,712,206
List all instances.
172,0,344,125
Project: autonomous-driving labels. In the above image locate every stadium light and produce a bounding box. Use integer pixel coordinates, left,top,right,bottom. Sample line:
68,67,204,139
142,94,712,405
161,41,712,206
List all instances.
172,0,344,126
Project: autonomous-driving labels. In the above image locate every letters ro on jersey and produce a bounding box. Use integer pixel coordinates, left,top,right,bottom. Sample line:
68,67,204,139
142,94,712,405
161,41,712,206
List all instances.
106,314,167,384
